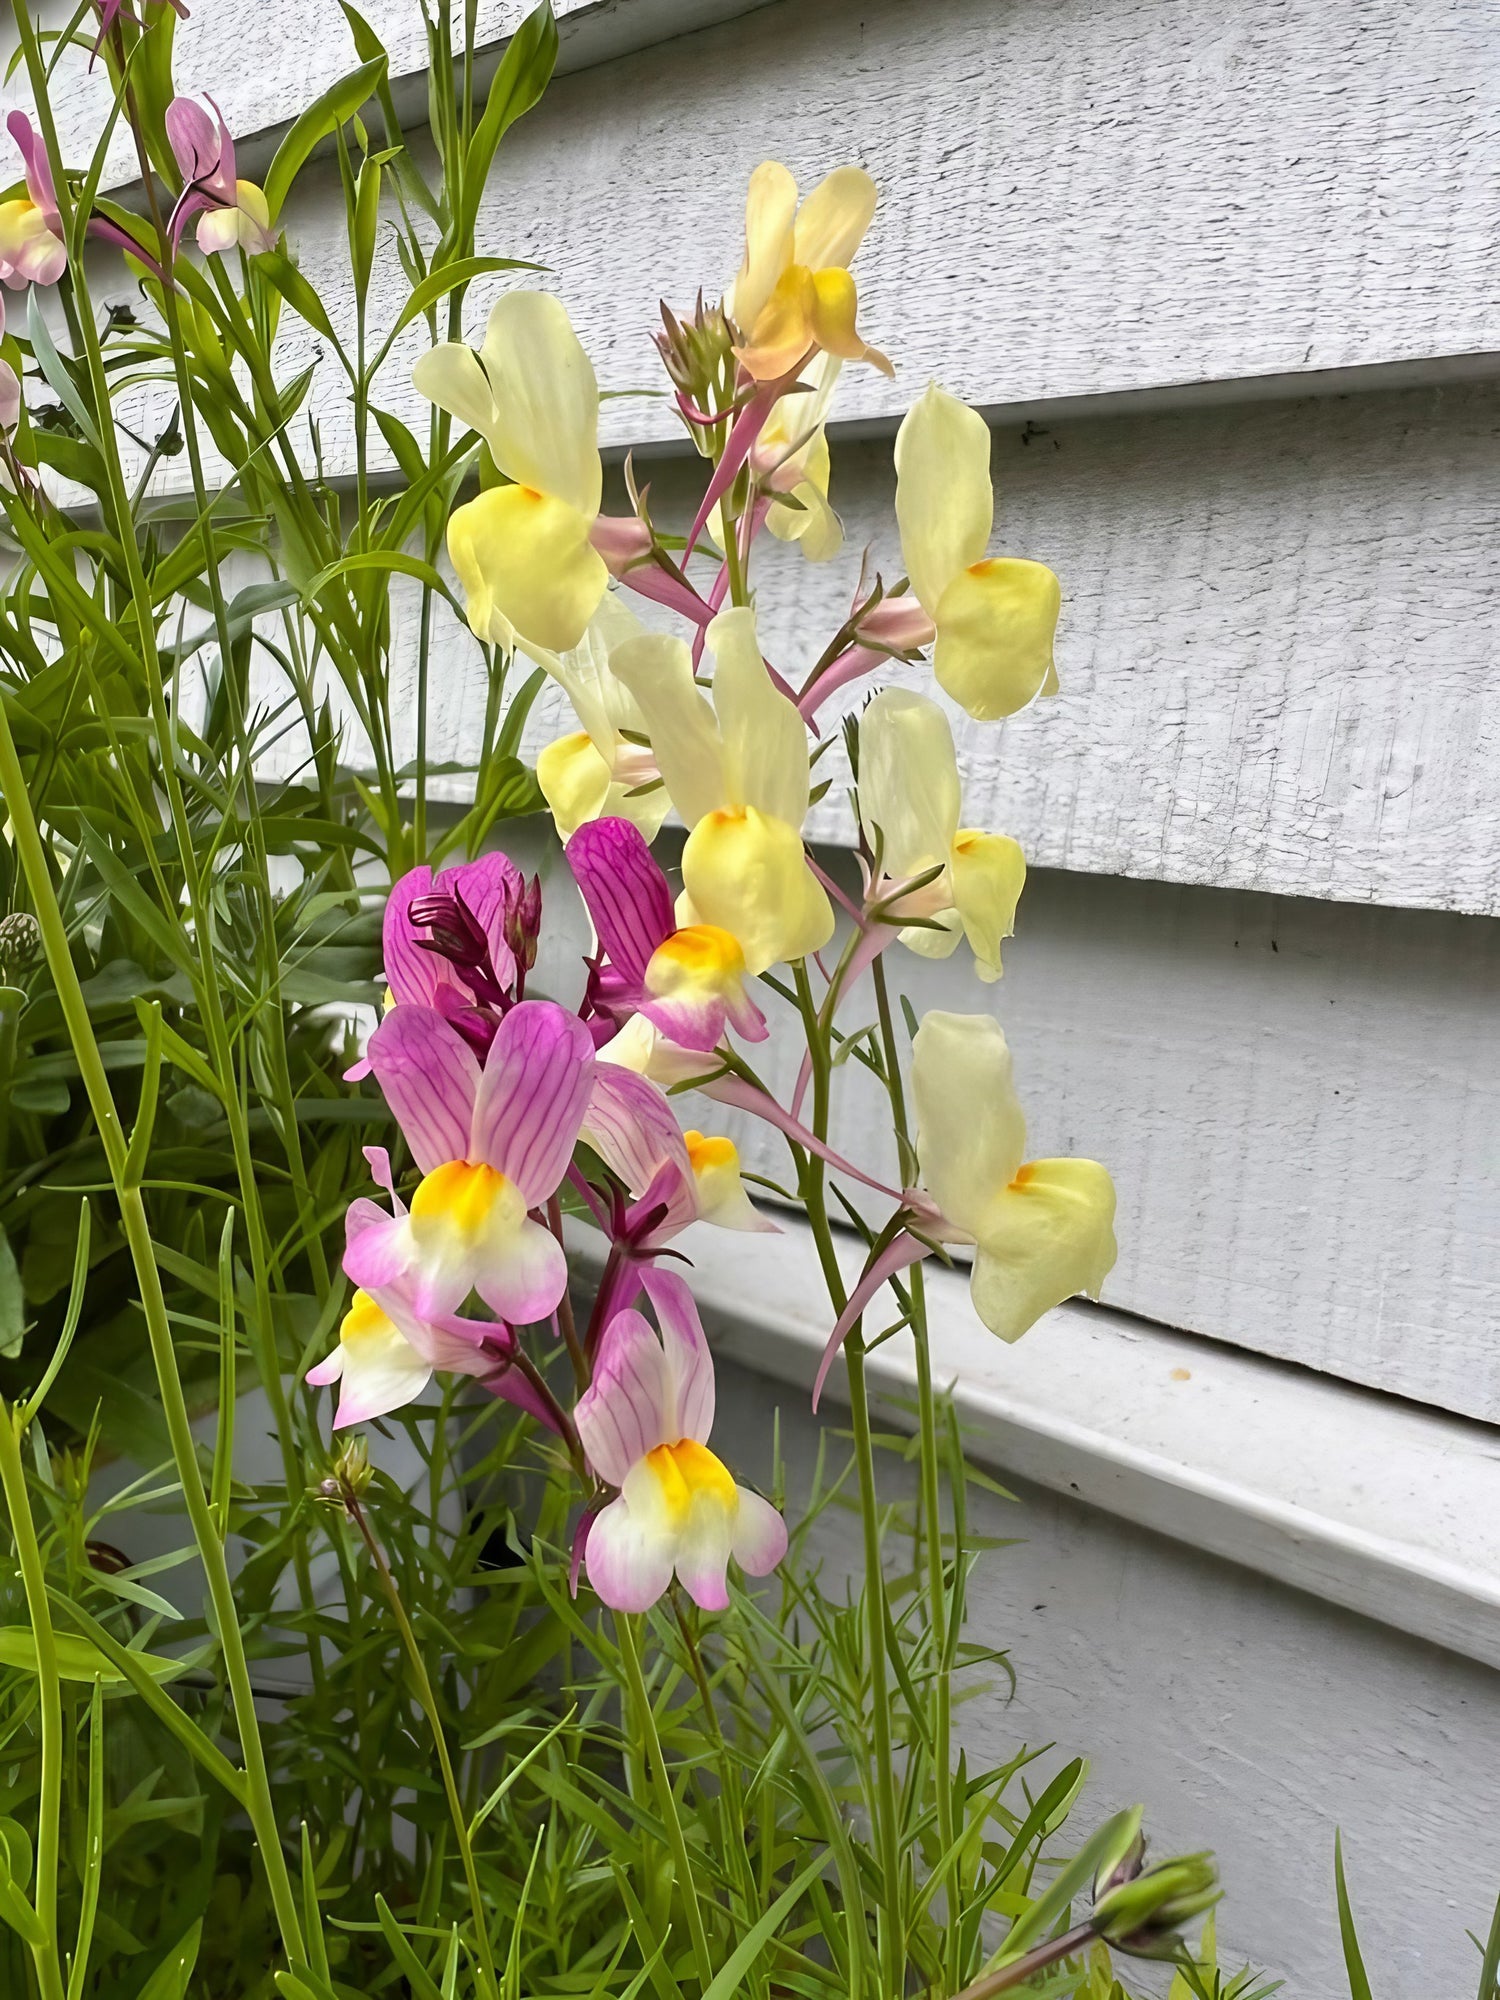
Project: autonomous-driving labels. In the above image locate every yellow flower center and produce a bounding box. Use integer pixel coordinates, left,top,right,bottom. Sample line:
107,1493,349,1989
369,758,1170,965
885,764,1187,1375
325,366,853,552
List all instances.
653,924,746,982
642,1438,737,1522
409,1159,518,1239
684,1131,737,1174
339,1289,396,1354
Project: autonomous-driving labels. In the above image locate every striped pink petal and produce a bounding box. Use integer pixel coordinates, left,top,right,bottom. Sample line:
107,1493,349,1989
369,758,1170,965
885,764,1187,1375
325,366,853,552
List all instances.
640,1266,714,1445
445,850,522,989
470,1000,595,1205
582,1065,690,1198
565,819,674,993
574,1308,679,1487
366,1004,479,1175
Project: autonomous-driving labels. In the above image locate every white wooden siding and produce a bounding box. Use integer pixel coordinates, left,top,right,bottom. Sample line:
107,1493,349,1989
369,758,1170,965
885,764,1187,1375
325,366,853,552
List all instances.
260,0,1500,473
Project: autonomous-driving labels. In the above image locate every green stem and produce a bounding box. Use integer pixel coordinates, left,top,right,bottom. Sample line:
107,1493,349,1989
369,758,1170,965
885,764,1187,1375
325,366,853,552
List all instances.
950,1921,1097,1999
346,1494,500,2000
0,1406,66,2000
615,1611,716,1993
791,959,904,1995
873,957,958,1970
0,699,308,1972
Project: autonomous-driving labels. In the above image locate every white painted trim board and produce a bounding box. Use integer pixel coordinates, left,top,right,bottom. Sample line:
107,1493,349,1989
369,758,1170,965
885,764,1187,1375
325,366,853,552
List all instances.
572,1219,1500,1673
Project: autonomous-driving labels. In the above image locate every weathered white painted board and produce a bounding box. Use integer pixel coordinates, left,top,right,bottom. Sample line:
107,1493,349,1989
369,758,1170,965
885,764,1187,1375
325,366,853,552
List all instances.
2,0,781,192
711,1353,1500,1999
659,1218,1500,1670
237,378,1500,918
651,857,1500,1421
257,0,1500,475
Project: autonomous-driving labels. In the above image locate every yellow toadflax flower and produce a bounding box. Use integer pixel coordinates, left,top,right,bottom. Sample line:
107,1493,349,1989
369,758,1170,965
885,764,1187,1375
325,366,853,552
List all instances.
894,383,1062,721
857,687,1025,982
729,161,891,383
610,606,834,974
526,595,669,841
911,1011,1117,1342
414,292,607,652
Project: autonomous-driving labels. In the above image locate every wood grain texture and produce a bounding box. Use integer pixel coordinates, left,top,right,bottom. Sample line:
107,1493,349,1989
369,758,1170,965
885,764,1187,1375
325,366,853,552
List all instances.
4,0,781,192
254,0,1500,472
670,860,1500,1421
712,1356,1500,1999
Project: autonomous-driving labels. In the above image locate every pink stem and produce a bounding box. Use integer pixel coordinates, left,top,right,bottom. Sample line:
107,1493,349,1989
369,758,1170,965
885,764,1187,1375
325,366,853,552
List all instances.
798,643,885,722
812,1231,933,1411
619,560,714,627
682,382,778,576
700,1071,908,1203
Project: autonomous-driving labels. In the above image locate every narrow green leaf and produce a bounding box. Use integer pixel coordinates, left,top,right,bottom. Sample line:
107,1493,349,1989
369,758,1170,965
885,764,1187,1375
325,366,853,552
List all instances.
701,1852,828,2000
137,1920,203,2000
459,1,558,244
0,1225,23,1359
0,1625,185,1684
264,56,387,218
1334,1832,1375,2000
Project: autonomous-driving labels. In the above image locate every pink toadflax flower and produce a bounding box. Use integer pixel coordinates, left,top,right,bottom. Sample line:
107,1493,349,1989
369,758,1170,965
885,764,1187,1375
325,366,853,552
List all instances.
566,815,768,1055
348,999,594,1326
165,96,277,257
308,1148,562,1429
575,1267,786,1611
582,1063,776,1255
0,114,66,288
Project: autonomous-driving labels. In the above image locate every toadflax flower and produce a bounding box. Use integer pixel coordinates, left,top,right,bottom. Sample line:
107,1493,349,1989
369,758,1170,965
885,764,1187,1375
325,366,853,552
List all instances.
349,999,594,1324
583,1064,775,1255
610,607,834,974
893,382,1062,721
857,687,1026,982
308,1148,561,1429
575,1267,786,1611
729,160,890,384
0,114,66,287
528,595,669,841
566,814,768,1054
414,291,618,653
911,1010,1116,1340
166,97,277,257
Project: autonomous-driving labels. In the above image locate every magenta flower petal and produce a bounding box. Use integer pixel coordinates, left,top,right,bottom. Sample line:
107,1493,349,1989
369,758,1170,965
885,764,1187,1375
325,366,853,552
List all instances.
574,1307,677,1486
565,819,674,993
342,1209,412,1293
165,96,220,184
640,1266,714,1444
446,850,523,988
382,865,444,1007
581,1066,689,1200
7,113,58,229
470,1000,595,1206
366,1004,480,1175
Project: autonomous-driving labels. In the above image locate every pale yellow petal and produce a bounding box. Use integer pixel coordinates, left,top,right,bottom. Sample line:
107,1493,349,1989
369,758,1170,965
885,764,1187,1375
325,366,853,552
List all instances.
911,1011,1027,1239
735,264,818,382
412,341,500,455
682,806,833,974
951,830,1026,982
732,159,797,331
447,484,607,653
897,907,964,960
932,557,1061,721
766,470,843,561
968,1160,1118,1342
806,266,892,376
609,633,726,827
791,165,877,270
857,688,960,881
532,593,648,755
894,383,994,618
537,731,613,839
708,607,809,825
477,291,602,517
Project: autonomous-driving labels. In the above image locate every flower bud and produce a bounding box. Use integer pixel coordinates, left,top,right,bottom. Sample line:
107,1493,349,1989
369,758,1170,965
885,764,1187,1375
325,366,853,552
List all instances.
1092,1846,1220,1960
854,592,937,655
0,911,40,983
